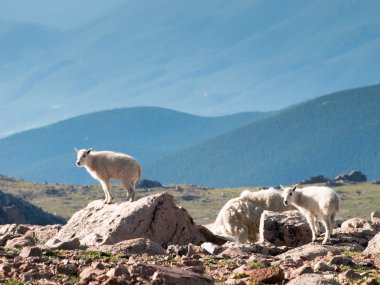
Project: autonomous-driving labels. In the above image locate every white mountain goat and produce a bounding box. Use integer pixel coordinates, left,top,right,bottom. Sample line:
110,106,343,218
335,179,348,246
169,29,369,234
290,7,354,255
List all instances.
212,188,293,243
282,184,340,245
75,148,142,204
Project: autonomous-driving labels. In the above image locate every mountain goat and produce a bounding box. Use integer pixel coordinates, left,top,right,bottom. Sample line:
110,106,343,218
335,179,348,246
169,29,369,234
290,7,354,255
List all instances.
282,184,340,245
212,188,293,243
75,148,141,204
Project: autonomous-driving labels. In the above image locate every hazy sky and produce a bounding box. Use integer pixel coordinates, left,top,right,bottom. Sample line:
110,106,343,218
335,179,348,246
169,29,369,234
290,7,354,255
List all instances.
0,0,127,30
0,0,379,137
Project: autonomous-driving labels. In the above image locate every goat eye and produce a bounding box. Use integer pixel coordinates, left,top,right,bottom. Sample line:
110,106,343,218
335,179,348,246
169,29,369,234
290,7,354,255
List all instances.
83,155,86,158
289,193,292,196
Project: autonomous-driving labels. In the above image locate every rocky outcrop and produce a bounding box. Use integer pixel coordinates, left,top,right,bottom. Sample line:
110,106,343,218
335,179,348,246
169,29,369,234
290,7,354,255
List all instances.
136,179,163,189
130,263,213,285
287,273,339,285
47,192,217,248
0,190,66,225
299,175,330,185
259,210,312,247
0,211,379,284
341,217,372,229
334,170,367,183
274,243,363,263
0,224,61,248
299,170,368,186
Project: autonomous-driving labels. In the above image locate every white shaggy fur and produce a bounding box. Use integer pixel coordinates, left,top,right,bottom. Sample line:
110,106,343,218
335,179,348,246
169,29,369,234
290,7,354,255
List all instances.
212,188,293,243
282,185,340,245
75,148,141,204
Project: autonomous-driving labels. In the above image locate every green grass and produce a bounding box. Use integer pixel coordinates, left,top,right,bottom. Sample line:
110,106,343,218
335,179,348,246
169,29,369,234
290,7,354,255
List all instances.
234,273,249,279
80,250,107,260
342,251,361,257
0,278,23,285
248,261,264,268
1,176,380,223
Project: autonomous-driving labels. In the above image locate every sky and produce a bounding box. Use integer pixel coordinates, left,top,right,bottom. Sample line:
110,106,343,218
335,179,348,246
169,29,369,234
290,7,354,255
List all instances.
0,0,127,30
0,0,379,137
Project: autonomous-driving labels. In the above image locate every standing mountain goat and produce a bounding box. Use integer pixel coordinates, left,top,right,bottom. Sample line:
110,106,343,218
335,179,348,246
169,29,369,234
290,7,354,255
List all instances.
75,148,141,204
282,184,340,245
212,188,293,243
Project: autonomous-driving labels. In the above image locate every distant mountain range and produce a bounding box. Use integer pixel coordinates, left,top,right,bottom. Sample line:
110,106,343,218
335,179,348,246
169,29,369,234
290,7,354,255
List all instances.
1,1,380,136
0,84,379,187
0,107,267,184
145,84,380,186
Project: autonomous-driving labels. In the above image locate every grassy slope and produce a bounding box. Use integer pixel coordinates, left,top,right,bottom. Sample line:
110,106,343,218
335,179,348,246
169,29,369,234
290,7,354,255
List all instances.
1,177,378,223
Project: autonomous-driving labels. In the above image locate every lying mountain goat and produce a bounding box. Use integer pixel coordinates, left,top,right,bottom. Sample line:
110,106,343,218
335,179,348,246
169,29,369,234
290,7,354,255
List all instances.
75,148,141,204
212,188,293,243
282,185,340,245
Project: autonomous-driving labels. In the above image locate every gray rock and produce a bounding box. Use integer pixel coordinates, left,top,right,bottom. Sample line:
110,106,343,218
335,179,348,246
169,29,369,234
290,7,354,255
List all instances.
371,211,380,223
19,246,42,258
166,244,188,257
333,227,377,247
313,262,334,272
341,217,371,229
46,237,81,250
96,238,165,255
259,210,312,247
287,273,339,285
274,243,362,263
129,263,213,285
250,266,285,284
364,232,380,254
201,242,222,255
57,263,79,275
328,255,353,266
46,193,212,248
219,241,286,259
5,235,36,249
106,264,129,278
338,270,362,283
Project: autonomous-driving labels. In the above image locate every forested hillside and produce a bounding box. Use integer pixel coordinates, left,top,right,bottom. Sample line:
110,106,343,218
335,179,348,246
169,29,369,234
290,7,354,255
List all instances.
145,84,380,187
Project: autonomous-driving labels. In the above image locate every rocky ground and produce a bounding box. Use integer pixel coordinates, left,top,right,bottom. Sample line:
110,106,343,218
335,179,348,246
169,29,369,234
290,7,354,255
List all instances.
0,192,379,284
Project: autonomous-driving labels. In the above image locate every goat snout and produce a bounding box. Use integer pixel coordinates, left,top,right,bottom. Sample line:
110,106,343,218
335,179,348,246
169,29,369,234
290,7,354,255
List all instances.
76,161,80,166
283,200,288,206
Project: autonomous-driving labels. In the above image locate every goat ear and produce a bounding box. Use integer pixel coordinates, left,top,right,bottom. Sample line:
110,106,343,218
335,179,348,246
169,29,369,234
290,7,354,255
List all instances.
86,148,92,154
280,185,285,190
291,184,298,192
74,147,79,153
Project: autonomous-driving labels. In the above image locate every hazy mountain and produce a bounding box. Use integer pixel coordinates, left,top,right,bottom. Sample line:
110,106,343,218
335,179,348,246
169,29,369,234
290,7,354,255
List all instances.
0,107,267,183
145,84,380,187
1,0,380,136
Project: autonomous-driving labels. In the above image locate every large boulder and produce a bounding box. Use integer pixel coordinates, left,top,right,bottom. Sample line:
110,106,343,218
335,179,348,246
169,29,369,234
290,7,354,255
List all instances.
364,232,380,254
46,192,215,248
259,210,312,247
